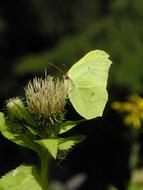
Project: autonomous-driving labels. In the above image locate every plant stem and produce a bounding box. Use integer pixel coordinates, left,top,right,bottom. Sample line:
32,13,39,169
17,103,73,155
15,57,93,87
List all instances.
41,150,48,190
129,141,140,170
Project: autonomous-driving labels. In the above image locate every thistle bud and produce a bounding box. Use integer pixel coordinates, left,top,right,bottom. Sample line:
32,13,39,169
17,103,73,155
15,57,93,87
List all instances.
6,98,25,119
6,97,36,126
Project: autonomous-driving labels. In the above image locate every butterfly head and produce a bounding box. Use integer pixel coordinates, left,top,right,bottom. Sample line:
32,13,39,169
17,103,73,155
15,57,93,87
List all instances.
64,74,75,92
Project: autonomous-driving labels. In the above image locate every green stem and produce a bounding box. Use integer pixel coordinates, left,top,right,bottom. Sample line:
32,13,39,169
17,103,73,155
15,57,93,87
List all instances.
41,150,48,190
129,141,140,170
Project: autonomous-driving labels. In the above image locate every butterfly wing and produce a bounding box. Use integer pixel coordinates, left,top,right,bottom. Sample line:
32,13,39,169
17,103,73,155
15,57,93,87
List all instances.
67,50,112,119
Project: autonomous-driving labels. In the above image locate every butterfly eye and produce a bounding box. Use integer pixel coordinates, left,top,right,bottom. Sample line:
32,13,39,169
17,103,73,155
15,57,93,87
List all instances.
65,74,71,80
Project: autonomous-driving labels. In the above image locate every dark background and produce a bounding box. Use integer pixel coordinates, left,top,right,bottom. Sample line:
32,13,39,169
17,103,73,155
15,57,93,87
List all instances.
0,0,143,189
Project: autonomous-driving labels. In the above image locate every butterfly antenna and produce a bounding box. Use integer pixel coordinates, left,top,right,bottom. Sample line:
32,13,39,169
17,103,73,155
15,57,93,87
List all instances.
62,63,66,73
49,62,65,75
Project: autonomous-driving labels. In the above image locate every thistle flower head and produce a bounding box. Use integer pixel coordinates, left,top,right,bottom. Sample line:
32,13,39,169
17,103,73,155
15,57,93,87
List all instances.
25,76,69,119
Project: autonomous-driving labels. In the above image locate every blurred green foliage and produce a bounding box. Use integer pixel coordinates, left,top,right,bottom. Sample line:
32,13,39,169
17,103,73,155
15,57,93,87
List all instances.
12,0,143,93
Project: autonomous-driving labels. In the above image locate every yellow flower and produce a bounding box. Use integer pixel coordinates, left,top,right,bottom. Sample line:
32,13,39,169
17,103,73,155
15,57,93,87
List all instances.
112,95,143,128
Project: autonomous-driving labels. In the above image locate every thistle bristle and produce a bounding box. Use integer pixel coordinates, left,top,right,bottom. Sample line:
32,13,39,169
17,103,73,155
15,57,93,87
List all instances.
25,75,69,119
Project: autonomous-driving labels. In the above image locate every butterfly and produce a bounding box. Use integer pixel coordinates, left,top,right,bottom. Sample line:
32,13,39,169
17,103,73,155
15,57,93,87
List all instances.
65,50,112,119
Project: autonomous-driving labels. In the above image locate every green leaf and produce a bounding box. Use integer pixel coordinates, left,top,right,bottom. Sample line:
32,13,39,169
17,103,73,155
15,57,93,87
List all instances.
58,135,85,151
0,112,40,153
59,120,84,134
0,165,42,190
25,125,39,136
36,138,59,159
